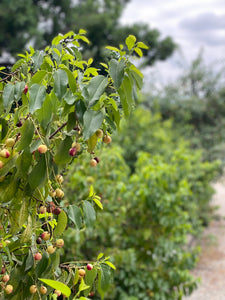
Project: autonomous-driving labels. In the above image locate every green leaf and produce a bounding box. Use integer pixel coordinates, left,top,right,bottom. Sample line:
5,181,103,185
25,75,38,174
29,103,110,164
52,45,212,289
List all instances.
97,253,104,260
35,252,50,277
104,261,116,270
83,110,104,140
87,133,98,152
18,199,29,227
97,264,111,296
67,111,76,132
30,70,48,85
36,94,53,130
53,69,68,100
20,215,32,243
15,148,32,178
83,268,97,297
78,278,90,293
29,84,46,114
126,35,136,51
67,205,82,229
3,83,15,109
83,200,96,227
134,47,143,57
0,154,18,178
28,152,47,191
38,278,71,297
84,75,108,108
54,135,73,165
16,119,35,151
54,210,68,236
137,41,149,49
105,46,120,52
32,50,45,72
109,59,125,90
118,75,133,118
25,250,34,272
93,197,103,210
59,65,76,93
14,81,25,101
0,118,8,140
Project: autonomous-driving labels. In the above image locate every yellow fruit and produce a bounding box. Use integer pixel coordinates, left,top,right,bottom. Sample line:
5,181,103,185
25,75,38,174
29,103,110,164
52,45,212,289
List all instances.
78,269,86,277
4,285,13,294
5,138,15,148
29,285,37,294
55,188,64,198
95,129,103,138
40,286,47,294
47,245,56,254
54,290,62,296
0,161,4,169
55,239,64,248
103,135,112,144
38,144,48,154
90,158,97,167
56,174,64,184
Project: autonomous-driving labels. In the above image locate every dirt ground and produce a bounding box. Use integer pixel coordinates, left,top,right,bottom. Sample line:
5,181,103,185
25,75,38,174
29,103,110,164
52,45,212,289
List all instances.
185,178,225,300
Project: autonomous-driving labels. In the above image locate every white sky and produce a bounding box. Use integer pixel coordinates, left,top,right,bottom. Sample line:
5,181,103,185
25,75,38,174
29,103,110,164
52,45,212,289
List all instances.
120,0,225,85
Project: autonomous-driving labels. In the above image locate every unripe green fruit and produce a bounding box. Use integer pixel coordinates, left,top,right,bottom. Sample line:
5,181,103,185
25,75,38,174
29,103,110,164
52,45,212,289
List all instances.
0,149,10,158
4,284,13,294
90,158,97,167
0,161,4,169
38,144,48,154
40,286,47,294
56,174,64,184
47,245,56,254
49,190,56,198
34,253,42,261
2,274,10,282
29,285,37,294
96,129,103,138
103,135,112,144
56,239,64,248
5,138,15,148
55,188,64,198
41,231,50,241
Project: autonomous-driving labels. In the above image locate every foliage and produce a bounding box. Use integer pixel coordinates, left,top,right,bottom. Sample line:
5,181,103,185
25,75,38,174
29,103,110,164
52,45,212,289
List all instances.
146,54,225,162
0,31,146,299
65,108,220,299
0,0,176,67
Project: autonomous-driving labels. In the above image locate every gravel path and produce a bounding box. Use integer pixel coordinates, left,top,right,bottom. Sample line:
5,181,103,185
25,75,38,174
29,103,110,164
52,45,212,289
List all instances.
185,179,225,300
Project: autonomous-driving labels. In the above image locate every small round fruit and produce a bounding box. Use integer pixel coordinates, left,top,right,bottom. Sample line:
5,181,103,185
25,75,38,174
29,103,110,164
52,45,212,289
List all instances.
40,286,47,295
5,138,15,148
4,284,13,294
90,158,97,167
0,149,10,158
47,245,56,254
103,135,112,144
69,147,77,157
55,188,64,199
49,190,56,198
36,237,42,244
34,253,42,261
87,264,93,271
23,85,28,94
29,285,37,294
39,206,47,214
54,290,62,296
41,231,50,241
38,144,48,154
47,201,56,212
16,120,23,127
2,274,10,282
0,161,4,169
71,142,81,152
56,174,63,184
53,207,61,215
96,129,103,138
1,267,6,274
94,157,100,164
5,240,10,245
55,239,64,248
79,269,86,277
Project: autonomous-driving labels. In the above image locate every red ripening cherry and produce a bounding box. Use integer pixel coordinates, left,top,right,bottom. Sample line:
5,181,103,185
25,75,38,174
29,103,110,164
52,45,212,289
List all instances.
23,85,28,94
1,267,6,274
53,207,61,215
87,264,93,271
69,147,77,157
34,253,42,261
94,157,100,164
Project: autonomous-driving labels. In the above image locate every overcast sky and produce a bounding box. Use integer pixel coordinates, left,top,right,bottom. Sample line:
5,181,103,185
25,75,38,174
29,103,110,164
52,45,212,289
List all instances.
120,0,225,85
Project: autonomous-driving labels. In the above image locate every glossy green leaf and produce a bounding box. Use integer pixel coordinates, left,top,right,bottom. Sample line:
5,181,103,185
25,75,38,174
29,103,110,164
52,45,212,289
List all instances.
67,205,82,229
30,70,48,85
109,59,125,90
16,119,35,151
38,278,71,297
53,69,68,100
25,250,34,272
54,135,73,165
83,110,104,140
59,64,76,93
35,252,50,277
0,118,8,140
118,75,133,118
15,148,32,178
84,75,108,108
36,94,53,130
28,153,47,190
3,83,15,109
18,199,29,228
14,81,25,101
83,268,97,297
83,200,96,227
126,35,136,51
54,210,68,236
0,154,18,178
97,264,111,295
29,83,46,113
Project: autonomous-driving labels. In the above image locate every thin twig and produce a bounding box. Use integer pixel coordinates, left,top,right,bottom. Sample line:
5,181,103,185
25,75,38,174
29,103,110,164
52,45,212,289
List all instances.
49,122,67,140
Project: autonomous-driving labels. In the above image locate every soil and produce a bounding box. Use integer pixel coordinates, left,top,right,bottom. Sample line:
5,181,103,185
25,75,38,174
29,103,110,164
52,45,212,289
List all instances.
185,178,225,300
